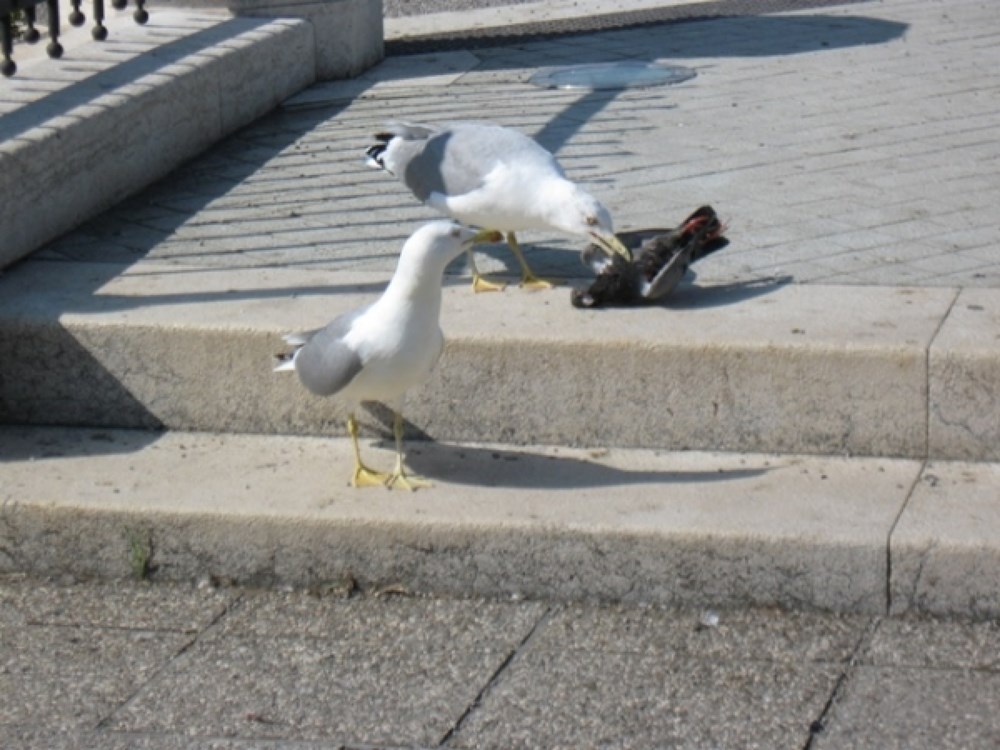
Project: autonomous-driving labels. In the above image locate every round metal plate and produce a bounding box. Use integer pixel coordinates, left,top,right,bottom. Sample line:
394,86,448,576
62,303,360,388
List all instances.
528,61,696,91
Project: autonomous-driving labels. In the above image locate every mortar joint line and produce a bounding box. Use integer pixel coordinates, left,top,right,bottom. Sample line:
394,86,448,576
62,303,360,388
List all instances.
801,614,882,749
93,588,248,732
439,603,557,747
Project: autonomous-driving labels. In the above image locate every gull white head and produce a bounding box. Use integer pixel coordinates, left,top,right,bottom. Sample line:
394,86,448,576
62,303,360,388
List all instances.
397,221,503,275
543,181,632,260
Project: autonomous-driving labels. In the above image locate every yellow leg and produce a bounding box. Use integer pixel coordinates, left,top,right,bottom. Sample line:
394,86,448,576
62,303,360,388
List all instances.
507,232,557,290
466,249,507,293
386,412,432,491
347,414,390,488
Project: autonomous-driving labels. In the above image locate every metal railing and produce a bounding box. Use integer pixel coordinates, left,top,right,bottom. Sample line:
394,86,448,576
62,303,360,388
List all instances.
1,0,148,76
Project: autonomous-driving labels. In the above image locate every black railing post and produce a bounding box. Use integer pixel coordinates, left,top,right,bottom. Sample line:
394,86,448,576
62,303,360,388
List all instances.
69,0,85,28
1,12,14,76
46,0,64,58
24,5,40,42
2,0,149,76
93,0,106,40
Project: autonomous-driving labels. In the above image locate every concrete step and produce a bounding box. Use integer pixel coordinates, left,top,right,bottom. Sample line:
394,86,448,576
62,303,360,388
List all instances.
2,424,998,618
1,1,385,270
0,10,317,269
1,258,998,460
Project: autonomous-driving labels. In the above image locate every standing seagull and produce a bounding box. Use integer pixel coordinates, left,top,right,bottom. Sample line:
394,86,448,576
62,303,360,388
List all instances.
366,121,631,292
276,221,501,490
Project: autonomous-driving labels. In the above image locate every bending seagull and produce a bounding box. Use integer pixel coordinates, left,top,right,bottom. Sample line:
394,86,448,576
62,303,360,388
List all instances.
366,120,631,293
276,221,501,490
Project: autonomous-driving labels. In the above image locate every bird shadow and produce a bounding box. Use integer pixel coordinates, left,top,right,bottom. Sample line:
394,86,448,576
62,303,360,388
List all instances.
662,273,794,309
359,404,769,490
405,440,769,490
564,273,793,310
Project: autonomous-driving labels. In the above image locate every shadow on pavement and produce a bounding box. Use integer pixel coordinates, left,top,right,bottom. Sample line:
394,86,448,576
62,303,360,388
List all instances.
0,423,164,462
665,275,795,309
403,440,771,490
389,8,907,59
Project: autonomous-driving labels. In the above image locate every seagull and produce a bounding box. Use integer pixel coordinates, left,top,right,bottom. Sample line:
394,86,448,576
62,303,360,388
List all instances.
365,120,632,293
571,205,728,308
276,221,501,490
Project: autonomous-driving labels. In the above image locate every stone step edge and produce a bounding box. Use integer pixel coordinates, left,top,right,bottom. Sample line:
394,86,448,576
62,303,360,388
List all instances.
1,262,997,461
1,12,317,270
1,425,998,619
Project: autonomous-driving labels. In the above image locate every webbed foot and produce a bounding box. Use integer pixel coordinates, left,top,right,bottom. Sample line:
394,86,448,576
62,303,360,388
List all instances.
472,273,508,293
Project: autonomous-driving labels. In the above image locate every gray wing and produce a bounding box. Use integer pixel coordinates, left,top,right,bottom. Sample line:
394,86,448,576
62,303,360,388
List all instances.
289,308,366,397
402,122,561,202
641,246,693,301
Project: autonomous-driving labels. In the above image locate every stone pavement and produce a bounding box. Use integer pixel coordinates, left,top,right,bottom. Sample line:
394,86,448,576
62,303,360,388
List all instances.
3,574,1000,749
33,0,999,287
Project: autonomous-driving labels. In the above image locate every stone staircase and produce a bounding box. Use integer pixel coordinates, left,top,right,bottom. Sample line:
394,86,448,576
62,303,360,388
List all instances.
1,0,999,620
3,255,998,618
0,1,381,269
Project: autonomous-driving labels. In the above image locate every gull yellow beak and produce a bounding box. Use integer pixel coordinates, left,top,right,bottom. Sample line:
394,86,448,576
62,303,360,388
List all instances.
468,228,504,246
591,230,632,261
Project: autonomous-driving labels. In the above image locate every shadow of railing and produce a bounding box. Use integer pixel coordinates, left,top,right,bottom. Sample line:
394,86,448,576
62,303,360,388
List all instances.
386,1,904,58
0,16,277,140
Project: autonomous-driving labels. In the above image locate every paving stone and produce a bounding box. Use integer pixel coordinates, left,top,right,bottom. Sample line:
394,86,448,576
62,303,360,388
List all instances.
0,577,237,631
213,590,547,648
452,649,839,749
534,602,868,663
0,624,190,729
107,633,509,746
814,666,1000,750
862,616,1000,671
0,726,349,749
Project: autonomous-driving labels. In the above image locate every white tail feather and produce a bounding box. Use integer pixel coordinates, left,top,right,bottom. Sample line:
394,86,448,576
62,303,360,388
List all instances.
282,332,312,346
273,350,298,372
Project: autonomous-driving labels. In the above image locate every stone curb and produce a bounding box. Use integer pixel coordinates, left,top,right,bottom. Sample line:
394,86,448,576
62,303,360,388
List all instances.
2,425,998,618
1,1,385,271
1,261,998,461
0,11,316,269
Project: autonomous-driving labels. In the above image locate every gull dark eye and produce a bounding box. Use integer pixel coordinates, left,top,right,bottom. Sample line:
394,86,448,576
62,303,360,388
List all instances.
586,216,599,227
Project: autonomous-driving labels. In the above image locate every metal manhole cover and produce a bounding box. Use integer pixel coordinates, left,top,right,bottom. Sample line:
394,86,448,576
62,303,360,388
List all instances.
528,61,696,91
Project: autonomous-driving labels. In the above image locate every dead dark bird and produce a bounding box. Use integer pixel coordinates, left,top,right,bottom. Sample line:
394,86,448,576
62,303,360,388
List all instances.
571,205,729,309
